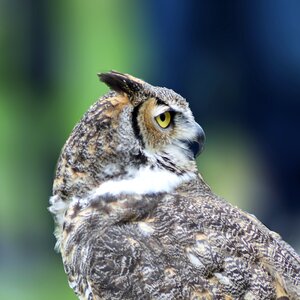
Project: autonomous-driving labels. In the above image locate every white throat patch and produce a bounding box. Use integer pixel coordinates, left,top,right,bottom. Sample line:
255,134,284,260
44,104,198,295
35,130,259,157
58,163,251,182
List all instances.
49,167,196,231
91,166,195,198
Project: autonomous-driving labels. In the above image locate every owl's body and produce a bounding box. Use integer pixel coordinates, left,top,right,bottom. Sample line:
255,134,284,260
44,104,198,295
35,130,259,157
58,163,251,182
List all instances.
50,72,300,300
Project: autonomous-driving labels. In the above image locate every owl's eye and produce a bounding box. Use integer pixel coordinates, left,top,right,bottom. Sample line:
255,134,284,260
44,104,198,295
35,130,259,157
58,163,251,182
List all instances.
155,111,172,129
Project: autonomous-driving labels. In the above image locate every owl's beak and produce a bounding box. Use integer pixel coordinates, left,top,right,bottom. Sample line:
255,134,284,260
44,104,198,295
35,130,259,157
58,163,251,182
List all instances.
188,124,205,159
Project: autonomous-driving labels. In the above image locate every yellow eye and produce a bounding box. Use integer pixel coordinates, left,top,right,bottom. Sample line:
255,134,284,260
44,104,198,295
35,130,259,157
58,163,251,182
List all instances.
155,111,172,128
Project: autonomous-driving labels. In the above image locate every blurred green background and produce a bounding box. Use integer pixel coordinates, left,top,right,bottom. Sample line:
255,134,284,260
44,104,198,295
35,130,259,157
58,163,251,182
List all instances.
1,0,300,299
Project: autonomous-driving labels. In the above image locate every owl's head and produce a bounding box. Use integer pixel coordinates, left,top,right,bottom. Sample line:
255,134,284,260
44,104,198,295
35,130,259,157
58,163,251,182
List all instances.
53,71,205,200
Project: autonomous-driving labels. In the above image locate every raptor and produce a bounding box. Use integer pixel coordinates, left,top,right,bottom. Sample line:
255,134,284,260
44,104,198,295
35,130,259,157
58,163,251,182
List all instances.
50,71,300,300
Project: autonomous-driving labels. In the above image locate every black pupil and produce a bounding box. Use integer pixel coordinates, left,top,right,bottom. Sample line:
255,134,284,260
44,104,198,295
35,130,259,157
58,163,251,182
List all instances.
160,113,166,122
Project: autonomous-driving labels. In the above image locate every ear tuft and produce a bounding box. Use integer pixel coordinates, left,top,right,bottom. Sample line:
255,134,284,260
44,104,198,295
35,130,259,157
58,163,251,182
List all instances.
98,71,143,96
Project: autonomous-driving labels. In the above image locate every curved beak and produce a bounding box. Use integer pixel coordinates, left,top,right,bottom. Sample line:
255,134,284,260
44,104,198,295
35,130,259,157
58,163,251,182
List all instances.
187,123,206,159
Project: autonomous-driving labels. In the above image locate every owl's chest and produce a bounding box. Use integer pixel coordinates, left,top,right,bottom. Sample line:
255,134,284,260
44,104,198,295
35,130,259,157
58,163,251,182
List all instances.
61,195,279,300
61,196,223,298
89,202,224,299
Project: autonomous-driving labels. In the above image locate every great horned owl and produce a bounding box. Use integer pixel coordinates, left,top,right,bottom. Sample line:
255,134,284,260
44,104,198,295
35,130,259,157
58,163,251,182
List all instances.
49,71,300,300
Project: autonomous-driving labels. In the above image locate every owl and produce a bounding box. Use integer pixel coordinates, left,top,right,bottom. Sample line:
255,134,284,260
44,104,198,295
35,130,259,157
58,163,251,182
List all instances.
50,71,300,300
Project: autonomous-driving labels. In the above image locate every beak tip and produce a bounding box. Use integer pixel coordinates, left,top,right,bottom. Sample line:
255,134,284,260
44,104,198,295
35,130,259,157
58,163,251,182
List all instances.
193,124,206,158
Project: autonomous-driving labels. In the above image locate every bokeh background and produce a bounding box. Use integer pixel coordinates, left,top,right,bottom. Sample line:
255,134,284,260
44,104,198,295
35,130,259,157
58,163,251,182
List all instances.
1,0,300,299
